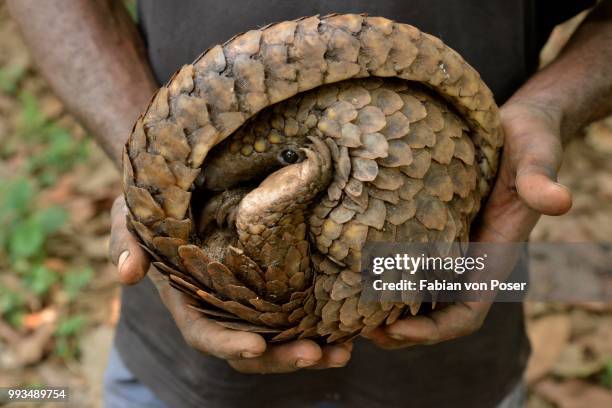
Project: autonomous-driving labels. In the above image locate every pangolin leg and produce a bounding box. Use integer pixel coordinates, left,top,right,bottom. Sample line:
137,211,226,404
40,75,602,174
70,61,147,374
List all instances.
198,189,247,233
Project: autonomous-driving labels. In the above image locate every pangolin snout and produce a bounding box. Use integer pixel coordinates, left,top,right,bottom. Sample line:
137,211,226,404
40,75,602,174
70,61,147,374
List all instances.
200,140,307,191
200,152,283,191
237,137,333,220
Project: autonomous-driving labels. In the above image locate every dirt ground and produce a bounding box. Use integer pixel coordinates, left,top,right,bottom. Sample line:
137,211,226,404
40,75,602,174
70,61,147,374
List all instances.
0,3,611,407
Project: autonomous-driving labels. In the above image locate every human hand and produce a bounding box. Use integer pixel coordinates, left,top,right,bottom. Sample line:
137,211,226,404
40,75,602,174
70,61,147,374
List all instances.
366,99,573,349
108,195,352,373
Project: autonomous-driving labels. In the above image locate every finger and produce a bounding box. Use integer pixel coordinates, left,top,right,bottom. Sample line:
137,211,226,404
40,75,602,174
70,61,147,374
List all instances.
150,269,267,360
308,342,353,369
472,141,570,243
515,159,572,216
363,327,417,350
475,103,571,243
228,340,323,374
109,196,150,284
385,302,491,345
502,105,572,216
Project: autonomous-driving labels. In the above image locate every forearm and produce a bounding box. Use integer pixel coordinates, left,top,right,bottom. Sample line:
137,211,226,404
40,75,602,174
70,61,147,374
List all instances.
7,0,157,167
508,2,612,140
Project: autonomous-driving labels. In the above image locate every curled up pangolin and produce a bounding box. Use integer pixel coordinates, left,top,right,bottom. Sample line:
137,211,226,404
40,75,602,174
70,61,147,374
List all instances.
122,14,504,343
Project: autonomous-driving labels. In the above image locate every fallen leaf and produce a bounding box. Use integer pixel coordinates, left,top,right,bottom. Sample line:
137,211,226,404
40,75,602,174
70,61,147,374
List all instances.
67,196,96,224
22,307,57,330
36,359,84,389
0,318,20,344
526,393,555,408
73,148,120,199
0,323,55,369
586,119,612,154
43,257,67,272
525,314,572,384
39,94,64,120
39,174,76,204
576,318,612,365
568,309,600,340
552,343,604,379
575,302,612,313
80,234,110,260
534,378,612,408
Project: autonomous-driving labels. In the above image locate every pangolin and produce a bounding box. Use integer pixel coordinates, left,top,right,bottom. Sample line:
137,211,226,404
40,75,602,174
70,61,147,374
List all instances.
123,14,504,343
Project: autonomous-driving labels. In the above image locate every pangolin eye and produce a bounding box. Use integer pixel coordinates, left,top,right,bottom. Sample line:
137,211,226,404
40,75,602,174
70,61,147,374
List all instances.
280,149,299,164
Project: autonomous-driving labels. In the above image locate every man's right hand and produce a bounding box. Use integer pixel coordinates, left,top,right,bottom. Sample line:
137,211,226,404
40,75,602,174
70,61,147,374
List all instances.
109,196,352,374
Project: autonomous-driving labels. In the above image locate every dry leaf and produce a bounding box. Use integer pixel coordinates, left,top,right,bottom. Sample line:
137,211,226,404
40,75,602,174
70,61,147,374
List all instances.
67,196,96,224
22,307,57,330
0,323,55,369
576,318,612,358
0,318,20,344
534,379,612,408
43,257,68,272
525,314,571,384
552,343,605,379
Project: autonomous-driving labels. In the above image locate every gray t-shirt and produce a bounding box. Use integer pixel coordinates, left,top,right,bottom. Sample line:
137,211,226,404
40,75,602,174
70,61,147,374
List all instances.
115,1,593,406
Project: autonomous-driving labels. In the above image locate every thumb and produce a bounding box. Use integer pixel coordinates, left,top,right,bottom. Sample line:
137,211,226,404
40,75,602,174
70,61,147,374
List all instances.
501,102,573,216
473,102,573,243
515,152,572,216
109,196,150,284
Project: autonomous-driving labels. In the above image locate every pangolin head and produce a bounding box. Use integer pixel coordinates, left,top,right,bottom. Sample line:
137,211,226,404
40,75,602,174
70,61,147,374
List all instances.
199,77,418,209
200,118,310,192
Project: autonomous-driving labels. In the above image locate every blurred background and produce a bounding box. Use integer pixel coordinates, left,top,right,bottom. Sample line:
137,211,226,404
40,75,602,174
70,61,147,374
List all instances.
0,2,610,407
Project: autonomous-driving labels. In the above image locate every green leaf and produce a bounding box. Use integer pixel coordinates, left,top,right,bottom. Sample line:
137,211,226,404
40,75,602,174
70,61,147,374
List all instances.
55,315,85,337
0,179,36,257
0,178,34,219
123,0,138,22
18,91,46,137
32,206,68,234
0,287,24,315
0,65,26,94
63,267,94,300
9,217,45,260
26,126,89,180
601,359,612,388
7,311,24,327
54,336,70,359
0,287,25,328
54,315,85,359
24,264,58,296
6,206,66,261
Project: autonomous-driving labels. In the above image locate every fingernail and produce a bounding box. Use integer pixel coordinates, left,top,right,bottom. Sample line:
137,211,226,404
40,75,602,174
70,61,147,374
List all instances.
330,362,348,368
295,359,315,368
240,351,261,359
118,250,130,272
388,333,404,341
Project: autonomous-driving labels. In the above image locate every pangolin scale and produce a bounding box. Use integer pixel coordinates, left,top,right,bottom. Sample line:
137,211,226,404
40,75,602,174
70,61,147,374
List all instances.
123,14,503,343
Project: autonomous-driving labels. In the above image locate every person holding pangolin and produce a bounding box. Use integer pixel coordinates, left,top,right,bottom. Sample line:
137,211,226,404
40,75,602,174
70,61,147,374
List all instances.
8,1,611,407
